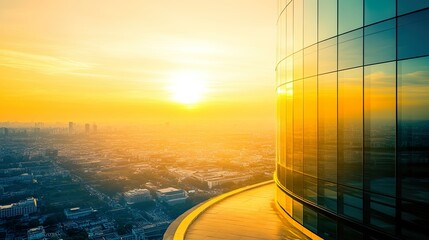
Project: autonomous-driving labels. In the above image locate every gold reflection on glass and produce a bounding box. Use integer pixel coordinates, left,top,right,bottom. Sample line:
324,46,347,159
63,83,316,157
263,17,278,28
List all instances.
293,80,303,173
303,77,317,177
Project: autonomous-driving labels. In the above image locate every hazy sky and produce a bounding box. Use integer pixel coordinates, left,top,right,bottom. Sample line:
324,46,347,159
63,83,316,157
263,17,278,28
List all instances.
0,0,277,127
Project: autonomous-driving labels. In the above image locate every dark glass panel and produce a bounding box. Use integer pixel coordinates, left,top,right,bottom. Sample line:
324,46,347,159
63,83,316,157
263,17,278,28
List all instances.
398,56,429,204
401,200,429,239
338,29,363,70
338,68,363,188
398,0,429,15
304,175,317,204
318,213,338,240
303,206,318,234
364,62,396,196
364,0,395,25
318,73,337,182
293,171,303,197
318,180,337,213
339,185,363,222
398,9,429,60
369,193,396,234
364,19,396,65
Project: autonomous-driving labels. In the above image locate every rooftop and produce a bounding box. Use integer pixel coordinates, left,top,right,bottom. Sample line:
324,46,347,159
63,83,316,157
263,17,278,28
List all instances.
164,181,313,240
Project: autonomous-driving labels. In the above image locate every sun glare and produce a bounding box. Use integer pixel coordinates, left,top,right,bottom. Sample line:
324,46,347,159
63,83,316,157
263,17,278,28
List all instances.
169,71,207,105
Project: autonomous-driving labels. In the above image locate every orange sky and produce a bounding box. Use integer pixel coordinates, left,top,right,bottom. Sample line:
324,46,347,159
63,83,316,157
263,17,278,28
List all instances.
0,0,277,127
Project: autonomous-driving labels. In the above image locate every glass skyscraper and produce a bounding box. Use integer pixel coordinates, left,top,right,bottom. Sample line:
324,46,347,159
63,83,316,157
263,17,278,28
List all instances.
275,0,429,239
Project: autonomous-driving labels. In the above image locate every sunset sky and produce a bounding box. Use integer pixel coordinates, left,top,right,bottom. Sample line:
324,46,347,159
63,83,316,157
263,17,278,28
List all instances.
0,0,277,127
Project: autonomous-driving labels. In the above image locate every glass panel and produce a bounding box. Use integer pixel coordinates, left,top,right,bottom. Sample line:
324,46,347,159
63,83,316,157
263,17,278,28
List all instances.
286,3,294,56
294,0,304,52
340,225,364,240
318,180,337,213
277,85,287,167
338,29,363,70
339,0,363,34
303,206,318,234
294,50,303,80
293,200,304,224
303,0,317,48
278,60,287,85
339,186,363,222
293,171,303,197
338,68,363,188
286,82,294,191
318,214,338,239
398,0,429,16
293,79,303,172
401,200,429,239
304,175,317,203
318,73,337,182
398,9,429,60
286,56,293,83
364,62,396,196
318,38,337,74
364,19,396,65
369,193,396,234
303,76,317,177
318,0,337,41
364,0,395,25
398,56,429,204
303,45,317,78
278,12,286,61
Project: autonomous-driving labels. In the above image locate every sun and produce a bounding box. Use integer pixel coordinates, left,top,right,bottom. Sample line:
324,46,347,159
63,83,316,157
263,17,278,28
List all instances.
169,71,207,105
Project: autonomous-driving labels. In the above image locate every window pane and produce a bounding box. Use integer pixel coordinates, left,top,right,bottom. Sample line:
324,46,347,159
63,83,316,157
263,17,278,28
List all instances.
304,175,317,203
286,3,294,56
277,84,287,167
278,60,286,85
339,0,363,34
304,45,317,78
318,0,337,41
338,68,363,188
398,9,429,60
303,206,318,233
339,29,363,70
318,38,337,74
318,180,337,213
303,77,317,178
278,12,286,61
369,193,396,234
294,0,304,52
303,0,317,48
339,186,363,222
293,79,303,172
364,0,395,25
398,56,429,204
293,200,304,224
364,62,396,196
401,200,429,239
294,50,303,80
286,56,293,83
364,19,396,65
286,82,294,191
398,0,429,15
318,73,337,182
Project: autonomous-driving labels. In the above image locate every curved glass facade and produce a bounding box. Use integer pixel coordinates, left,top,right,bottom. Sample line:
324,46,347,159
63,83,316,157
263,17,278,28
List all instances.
275,1,429,239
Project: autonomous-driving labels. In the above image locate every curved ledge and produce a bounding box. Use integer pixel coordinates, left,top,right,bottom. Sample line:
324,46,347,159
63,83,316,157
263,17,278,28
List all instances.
163,180,274,240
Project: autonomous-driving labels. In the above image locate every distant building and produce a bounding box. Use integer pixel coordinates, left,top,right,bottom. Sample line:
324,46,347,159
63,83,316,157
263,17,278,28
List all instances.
0,197,38,218
27,226,45,240
85,123,90,134
156,187,188,206
92,124,98,132
193,170,250,189
64,207,95,219
124,189,152,204
68,122,74,134
133,222,170,240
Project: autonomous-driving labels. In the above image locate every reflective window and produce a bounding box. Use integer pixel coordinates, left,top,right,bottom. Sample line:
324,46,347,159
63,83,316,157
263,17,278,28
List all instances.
398,56,429,204
293,79,303,172
277,85,287,167
278,60,286,85
364,19,396,65
303,206,318,233
303,77,317,177
293,171,303,197
303,0,317,48
339,0,363,34
369,193,396,234
318,73,337,182
286,56,293,83
304,176,317,203
364,0,395,25
318,0,337,41
401,200,429,239
338,29,363,70
398,0,429,16
318,180,337,213
278,13,286,61
398,9,429,60
286,82,294,191
339,186,363,222
294,0,304,52
338,68,363,188
304,45,317,78
364,62,396,197
294,51,303,80
286,3,294,56
318,38,337,74
293,200,304,224
318,214,338,239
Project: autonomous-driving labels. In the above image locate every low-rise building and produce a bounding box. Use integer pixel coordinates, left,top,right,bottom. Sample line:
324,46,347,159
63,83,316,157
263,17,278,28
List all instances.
0,197,37,218
156,187,188,206
123,189,152,204
27,226,45,240
64,207,95,219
